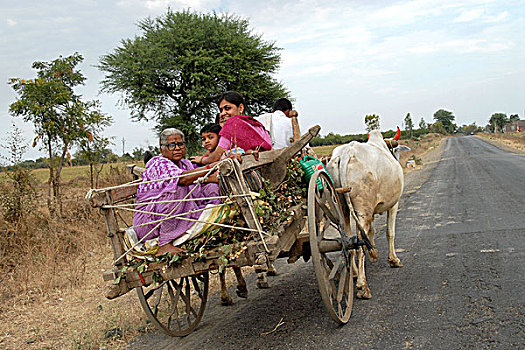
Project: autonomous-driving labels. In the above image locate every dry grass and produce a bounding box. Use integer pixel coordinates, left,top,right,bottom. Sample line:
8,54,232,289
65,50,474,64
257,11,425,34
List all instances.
310,145,338,157
475,132,525,154
0,164,144,350
29,162,144,185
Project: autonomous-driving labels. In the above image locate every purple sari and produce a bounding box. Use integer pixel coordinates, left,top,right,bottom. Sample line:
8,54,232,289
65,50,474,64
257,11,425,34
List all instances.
132,156,220,246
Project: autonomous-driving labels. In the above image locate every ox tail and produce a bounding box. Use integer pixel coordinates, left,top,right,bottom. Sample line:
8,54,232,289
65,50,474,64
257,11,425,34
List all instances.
345,195,373,251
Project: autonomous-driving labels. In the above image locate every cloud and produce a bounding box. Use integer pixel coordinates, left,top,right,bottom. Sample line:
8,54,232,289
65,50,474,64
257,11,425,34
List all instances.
116,0,220,11
454,8,484,22
484,10,508,23
6,18,17,26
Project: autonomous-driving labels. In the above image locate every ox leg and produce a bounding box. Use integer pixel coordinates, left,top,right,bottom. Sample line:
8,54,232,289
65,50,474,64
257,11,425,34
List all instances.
219,270,233,306
355,246,371,299
354,214,372,299
256,272,269,288
342,206,358,279
266,262,278,276
350,249,358,279
254,253,270,289
233,266,248,298
367,225,379,262
386,203,403,268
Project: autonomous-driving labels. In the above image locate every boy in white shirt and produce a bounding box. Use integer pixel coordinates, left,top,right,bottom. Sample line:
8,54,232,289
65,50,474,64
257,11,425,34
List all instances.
257,98,296,149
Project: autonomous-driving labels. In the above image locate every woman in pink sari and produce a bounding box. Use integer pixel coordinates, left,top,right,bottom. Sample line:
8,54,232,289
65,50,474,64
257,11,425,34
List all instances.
133,128,220,256
190,91,272,165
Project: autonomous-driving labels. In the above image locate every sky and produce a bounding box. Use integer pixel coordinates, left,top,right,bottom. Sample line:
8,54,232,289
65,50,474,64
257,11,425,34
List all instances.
1,0,524,160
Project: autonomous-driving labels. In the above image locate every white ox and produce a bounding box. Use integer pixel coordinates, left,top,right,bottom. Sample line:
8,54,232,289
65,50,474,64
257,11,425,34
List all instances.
326,129,409,299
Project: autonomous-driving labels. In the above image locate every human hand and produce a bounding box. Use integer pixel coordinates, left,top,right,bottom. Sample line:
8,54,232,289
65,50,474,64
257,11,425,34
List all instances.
227,153,243,163
245,149,260,161
189,155,204,164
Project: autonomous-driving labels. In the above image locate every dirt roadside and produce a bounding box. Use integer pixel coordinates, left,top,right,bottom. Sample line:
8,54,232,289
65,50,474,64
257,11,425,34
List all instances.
475,132,525,155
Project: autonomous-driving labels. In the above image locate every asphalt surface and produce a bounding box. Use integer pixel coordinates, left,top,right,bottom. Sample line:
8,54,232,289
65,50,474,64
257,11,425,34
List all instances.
130,136,525,350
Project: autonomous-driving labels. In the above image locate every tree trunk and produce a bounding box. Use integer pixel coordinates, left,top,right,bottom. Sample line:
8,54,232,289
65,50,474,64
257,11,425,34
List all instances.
94,163,104,188
55,140,69,217
46,137,56,216
89,162,94,188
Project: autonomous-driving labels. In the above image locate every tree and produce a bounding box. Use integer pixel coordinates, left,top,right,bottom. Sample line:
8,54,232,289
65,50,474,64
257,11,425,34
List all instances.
429,121,446,134
98,9,288,150
419,117,427,130
76,134,113,188
460,123,481,135
433,109,456,133
509,114,520,122
404,113,414,138
0,123,36,223
364,114,380,132
9,53,112,215
489,113,508,133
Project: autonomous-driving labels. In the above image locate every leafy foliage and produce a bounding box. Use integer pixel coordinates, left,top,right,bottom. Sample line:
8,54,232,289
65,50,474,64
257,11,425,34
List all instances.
419,117,428,130
404,113,414,138
255,159,306,233
0,123,37,223
509,114,520,122
75,134,114,188
364,114,380,132
433,109,456,133
99,9,289,150
489,113,508,133
9,53,112,215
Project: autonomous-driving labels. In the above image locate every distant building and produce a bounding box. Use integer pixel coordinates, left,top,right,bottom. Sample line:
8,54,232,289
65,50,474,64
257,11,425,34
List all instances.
504,120,525,133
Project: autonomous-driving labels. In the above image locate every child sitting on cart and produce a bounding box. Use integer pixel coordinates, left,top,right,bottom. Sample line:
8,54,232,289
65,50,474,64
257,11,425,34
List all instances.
191,123,222,165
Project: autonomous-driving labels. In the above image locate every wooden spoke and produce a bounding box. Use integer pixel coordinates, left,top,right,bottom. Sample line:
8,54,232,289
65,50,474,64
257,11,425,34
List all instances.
308,171,354,324
137,272,209,337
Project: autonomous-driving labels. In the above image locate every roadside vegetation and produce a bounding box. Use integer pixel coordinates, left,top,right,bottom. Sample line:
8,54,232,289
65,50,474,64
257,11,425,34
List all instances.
475,132,525,154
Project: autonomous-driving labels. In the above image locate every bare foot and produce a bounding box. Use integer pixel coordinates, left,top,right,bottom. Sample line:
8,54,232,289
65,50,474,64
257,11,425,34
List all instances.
156,244,187,257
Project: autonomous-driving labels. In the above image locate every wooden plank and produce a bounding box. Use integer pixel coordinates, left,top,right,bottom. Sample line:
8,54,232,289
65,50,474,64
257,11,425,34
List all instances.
275,203,307,253
106,235,281,296
260,125,320,187
240,125,320,186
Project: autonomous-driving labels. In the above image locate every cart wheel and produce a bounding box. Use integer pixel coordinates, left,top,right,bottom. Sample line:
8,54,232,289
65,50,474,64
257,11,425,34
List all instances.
137,272,209,337
308,171,353,324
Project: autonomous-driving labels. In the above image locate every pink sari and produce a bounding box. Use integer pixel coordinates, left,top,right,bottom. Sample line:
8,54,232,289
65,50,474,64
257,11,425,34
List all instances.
218,115,272,151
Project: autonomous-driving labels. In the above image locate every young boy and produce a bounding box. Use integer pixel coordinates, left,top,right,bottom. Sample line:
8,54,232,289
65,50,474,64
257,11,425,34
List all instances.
191,123,222,165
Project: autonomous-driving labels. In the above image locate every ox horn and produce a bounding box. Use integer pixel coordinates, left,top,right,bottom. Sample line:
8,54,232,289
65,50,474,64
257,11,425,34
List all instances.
393,126,401,140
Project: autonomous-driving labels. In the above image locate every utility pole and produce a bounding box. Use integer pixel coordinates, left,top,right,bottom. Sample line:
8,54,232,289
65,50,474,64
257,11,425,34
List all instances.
122,137,125,156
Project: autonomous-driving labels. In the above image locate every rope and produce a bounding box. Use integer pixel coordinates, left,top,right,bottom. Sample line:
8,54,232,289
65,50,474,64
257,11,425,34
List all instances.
111,162,223,265
101,193,251,209
85,166,215,200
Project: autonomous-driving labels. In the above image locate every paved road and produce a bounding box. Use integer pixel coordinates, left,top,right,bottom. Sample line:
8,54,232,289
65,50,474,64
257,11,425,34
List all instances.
130,136,525,350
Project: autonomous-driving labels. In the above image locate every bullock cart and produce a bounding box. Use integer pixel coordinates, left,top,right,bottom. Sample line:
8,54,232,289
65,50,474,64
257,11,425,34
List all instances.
86,125,368,337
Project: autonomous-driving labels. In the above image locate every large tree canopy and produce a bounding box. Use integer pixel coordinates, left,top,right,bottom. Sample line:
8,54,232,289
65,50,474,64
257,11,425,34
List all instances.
433,109,456,133
98,9,289,147
489,113,508,133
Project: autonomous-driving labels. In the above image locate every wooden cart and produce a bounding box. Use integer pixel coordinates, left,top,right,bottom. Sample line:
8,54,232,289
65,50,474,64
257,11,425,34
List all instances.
87,125,365,337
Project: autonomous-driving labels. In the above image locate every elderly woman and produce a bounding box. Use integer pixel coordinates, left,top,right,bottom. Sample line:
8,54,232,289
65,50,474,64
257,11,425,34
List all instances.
133,128,220,256
190,91,272,165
